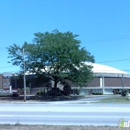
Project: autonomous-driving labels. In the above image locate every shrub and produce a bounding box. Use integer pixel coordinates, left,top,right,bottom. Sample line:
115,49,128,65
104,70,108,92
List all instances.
36,89,45,96
75,89,80,95
121,89,127,96
72,89,80,95
12,93,19,97
92,93,103,95
20,87,30,94
47,88,64,96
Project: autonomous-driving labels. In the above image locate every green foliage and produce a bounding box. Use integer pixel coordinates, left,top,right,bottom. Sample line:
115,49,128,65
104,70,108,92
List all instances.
7,30,95,88
20,87,30,94
47,88,63,96
92,92,103,95
73,89,80,95
121,89,127,96
36,89,45,96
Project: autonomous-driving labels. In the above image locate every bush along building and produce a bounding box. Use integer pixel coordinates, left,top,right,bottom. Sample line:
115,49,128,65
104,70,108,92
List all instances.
4,63,130,95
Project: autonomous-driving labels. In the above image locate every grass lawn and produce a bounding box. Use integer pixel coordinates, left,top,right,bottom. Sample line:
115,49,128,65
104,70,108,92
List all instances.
97,95,130,103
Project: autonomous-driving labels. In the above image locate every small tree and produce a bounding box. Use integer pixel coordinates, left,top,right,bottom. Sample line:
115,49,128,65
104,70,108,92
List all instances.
7,30,95,90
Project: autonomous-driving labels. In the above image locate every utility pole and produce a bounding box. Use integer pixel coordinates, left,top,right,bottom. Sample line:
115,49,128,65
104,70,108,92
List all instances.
122,74,124,90
23,48,26,102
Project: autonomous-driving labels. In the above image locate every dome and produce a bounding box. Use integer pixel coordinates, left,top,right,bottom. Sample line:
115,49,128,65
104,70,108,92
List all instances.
85,63,128,74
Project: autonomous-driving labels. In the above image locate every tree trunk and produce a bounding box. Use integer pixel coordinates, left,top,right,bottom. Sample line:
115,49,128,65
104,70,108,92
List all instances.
54,80,58,89
53,78,58,98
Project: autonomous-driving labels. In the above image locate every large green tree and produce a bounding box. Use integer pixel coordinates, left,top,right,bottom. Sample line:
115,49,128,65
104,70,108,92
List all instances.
7,30,95,89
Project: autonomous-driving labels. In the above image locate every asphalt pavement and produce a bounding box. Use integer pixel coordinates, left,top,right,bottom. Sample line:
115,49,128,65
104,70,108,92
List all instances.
0,101,129,126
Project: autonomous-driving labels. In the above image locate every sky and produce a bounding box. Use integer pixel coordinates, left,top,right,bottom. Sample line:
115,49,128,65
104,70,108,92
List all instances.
0,0,130,74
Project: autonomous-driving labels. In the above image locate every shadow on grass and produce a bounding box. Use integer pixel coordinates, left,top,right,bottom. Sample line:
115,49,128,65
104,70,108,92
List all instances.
0,95,84,102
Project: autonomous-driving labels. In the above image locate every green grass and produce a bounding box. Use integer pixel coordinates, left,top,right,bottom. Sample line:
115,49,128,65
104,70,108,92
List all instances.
97,95,130,103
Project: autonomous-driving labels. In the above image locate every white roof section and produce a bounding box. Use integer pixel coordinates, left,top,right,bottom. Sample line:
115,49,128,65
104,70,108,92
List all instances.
85,63,128,74
25,62,128,75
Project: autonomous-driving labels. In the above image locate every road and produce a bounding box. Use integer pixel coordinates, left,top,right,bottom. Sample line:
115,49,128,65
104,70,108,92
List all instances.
0,102,129,126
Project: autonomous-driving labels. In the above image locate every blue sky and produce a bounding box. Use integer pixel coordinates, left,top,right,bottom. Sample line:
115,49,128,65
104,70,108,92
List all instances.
0,0,130,73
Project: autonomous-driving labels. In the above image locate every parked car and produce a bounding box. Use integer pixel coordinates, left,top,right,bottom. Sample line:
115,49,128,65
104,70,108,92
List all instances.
0,89,10,94
0,89,12,96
